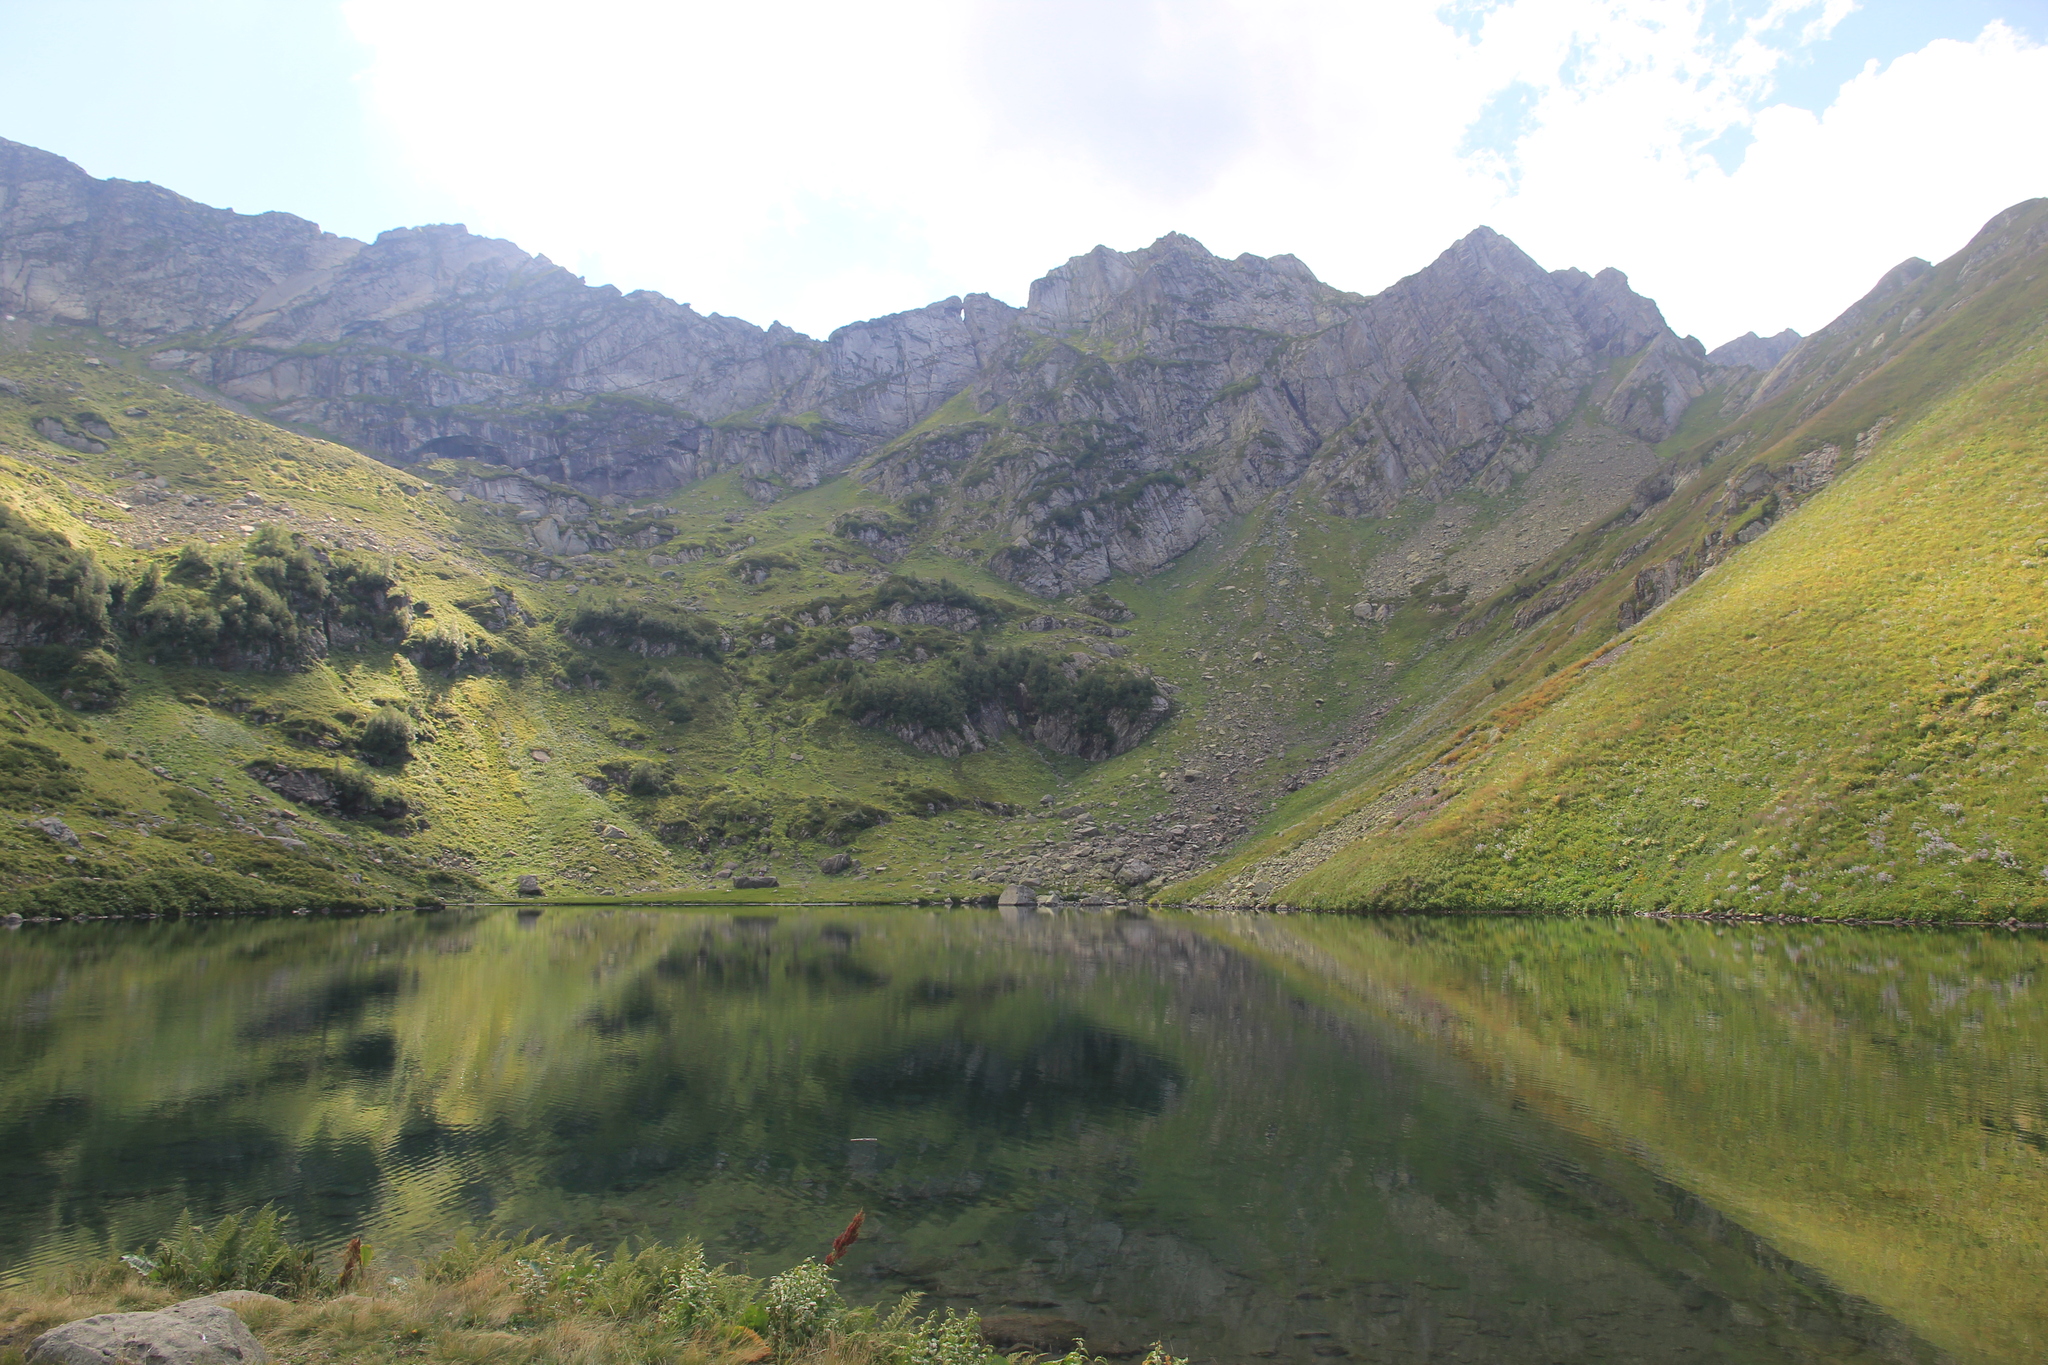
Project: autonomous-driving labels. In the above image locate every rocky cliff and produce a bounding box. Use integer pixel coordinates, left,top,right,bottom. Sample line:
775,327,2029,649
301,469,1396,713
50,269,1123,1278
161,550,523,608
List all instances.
1,138,1728,596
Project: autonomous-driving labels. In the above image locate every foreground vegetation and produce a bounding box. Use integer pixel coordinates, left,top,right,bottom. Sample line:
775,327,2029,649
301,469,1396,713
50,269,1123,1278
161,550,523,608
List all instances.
0,1209,1171,1365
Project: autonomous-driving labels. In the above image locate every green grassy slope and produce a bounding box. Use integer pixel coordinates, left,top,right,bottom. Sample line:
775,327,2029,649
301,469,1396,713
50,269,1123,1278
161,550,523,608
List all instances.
0,343,1196,907
1173,202,2048,919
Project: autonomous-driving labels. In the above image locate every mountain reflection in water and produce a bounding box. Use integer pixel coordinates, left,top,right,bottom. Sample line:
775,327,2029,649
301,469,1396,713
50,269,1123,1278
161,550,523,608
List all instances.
3,908,2040,1362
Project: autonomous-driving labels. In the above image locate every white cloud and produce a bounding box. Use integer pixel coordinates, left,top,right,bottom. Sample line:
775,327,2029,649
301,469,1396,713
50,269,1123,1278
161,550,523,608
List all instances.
341,0,2048,345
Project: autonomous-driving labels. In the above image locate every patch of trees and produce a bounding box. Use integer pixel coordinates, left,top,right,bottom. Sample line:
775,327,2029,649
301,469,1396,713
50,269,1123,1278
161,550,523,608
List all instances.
839,646,1165,759
126,525,408,670
566,600,722,659
3,511,412,706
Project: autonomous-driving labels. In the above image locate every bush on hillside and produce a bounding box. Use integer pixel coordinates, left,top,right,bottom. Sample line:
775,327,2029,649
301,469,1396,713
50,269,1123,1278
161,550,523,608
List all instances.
17,643,127,709
0,503,113,649
839,646,1164,759
787,795,890,844
625,761,670,797
358,706,414,762
123,526,408,670
0,736,83,803
568,600,721,658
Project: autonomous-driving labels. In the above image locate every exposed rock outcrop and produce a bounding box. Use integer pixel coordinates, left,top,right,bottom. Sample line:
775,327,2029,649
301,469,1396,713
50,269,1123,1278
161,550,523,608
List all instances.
0,137,1751,598
1706,328,1801,370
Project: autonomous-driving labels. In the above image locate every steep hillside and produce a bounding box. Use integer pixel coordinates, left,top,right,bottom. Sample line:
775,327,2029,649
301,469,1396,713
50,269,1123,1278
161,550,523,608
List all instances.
5,132,2045,918
1181,200,2048,921
0,348,1194,908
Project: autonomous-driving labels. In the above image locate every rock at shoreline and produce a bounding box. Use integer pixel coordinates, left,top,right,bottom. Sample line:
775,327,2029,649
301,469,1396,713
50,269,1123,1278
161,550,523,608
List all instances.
998,884,1037,908
733,875,779,889
27,1298,268,1365
516,874,543,896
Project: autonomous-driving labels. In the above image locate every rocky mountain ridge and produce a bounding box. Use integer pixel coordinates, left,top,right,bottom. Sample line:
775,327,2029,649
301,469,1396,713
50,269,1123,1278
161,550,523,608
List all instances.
2,137,1756,597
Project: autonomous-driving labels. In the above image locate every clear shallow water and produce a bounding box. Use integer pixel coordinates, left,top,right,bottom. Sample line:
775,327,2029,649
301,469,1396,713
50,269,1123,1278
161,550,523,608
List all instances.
3,908,2044,1363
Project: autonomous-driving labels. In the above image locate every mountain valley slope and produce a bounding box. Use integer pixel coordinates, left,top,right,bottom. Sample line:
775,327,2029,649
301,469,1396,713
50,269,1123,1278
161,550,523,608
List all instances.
1,136,2043,919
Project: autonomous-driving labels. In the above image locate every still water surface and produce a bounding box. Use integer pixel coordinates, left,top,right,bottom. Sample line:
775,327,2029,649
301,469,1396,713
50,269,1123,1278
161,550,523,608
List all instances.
3,908,2044,1363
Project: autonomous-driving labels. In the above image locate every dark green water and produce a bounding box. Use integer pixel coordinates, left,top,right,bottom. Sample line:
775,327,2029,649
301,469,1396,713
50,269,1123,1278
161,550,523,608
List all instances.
4,908,2044,1363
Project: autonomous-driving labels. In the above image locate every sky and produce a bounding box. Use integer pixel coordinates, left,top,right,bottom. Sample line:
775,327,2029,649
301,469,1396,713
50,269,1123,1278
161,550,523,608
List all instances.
2,0,2045,348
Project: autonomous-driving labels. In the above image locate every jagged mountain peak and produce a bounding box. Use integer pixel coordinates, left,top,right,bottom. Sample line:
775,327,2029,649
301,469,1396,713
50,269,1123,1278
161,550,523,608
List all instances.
1025,230,1334,334
0,135,1743,596
1706,328,1801,370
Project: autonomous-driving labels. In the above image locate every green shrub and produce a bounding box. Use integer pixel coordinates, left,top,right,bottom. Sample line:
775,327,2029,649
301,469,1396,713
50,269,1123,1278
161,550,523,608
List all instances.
641,667,698,724
0,503,113,648
358,707,414,762
909,1307,992,1365
568,601,721,658
16,644,126,710
0,737,81,802
126,1206,336,1298
661,792,775,848
869,575,997,617
409,621,470,670
764,1259,842,1350
788,796,890,844
838,646,1164,759
729,552,798,583
123,528,407,671
626,761,669,797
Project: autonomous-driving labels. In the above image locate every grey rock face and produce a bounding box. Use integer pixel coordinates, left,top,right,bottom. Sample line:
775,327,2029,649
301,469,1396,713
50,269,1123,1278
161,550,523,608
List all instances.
1,138,1734,597
818,852,855,875
1706,328,1801,370
26,1299,267,1365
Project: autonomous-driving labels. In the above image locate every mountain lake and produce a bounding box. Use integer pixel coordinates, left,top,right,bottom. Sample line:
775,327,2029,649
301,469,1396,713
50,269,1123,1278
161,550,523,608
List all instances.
2,906,2042,1363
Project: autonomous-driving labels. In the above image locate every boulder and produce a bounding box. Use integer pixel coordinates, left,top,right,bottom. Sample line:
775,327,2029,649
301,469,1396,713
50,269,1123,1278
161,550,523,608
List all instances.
515,874,543,896
26,816,80,847
181,1293,285,1314
733,875,779,889
818,853,855,875
997,884,1037,908
27,1299,268,1365
1115,859,1155,887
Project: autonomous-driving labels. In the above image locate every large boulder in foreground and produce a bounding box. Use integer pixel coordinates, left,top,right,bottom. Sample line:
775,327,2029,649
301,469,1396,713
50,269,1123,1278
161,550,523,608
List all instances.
27,1295,274,1365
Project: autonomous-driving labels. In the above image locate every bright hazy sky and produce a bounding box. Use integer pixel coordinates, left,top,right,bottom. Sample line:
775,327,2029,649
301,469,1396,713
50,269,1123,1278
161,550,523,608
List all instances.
3,0,2046,347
